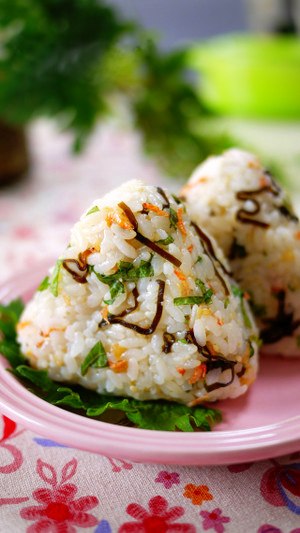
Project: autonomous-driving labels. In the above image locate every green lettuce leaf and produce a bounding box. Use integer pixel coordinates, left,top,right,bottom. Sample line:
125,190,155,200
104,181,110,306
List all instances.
0,299,222,432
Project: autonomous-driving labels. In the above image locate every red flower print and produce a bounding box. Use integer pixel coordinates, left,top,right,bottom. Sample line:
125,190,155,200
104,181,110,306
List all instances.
20,458,99,532
260,459,300,514
0,415,23,474
227,462,253,473
200,508,230,533
107,457,133,473
257,526,282,533
183,484,213,505
155,471,180,489
119,495,196,533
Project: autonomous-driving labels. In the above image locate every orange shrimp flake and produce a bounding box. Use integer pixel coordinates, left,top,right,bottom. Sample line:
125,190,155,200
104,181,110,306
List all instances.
180,176,209,194
176,367,186,376
101,306,109,322
188,363,207,384
247,159,260,170
111,344,126,360
105,208,134,230
259,175,270,187
177,207,187,238
109,360,128,373
187,244,194,253
174,269,190,295
36,327,65,348
142,203,169,217
42,327,65,337
16,321,32,331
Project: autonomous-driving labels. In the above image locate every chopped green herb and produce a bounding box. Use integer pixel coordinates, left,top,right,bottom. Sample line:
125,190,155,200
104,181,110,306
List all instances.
224,297,230,309
91,256,154,305
231,285,252,328
178,338,188,344
249,334,262,348
241,300,252,329
86,205,100,216
195,279,213,304
172,194,182,205
0,299,222,432
49,260,63,297
125,257,154,280
202,289,213,304
195,256,203,264
174,296,206,306
155,235,174,246
195,279,206,292
169,207,178,230
81,341,108,376
38,276,50,292
231,285,244,298
234,290,251,328
248,340,255,357
103,280,125,305
92,255,154,287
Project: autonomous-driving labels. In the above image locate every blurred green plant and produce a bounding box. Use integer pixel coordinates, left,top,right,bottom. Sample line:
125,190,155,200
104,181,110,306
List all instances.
0,0,233,177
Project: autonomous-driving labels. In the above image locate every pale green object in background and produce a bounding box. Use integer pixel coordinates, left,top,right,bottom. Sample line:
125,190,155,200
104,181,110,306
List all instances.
189,34,300,119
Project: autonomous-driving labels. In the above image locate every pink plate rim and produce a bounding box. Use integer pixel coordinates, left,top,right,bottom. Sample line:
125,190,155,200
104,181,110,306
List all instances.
0,259,300,465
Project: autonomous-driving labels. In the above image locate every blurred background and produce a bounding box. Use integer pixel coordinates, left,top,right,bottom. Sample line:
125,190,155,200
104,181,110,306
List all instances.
0,0,300,279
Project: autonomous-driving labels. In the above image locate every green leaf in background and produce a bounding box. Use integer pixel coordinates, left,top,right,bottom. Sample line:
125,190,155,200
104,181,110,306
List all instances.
0,1,235,176
0,0,132,150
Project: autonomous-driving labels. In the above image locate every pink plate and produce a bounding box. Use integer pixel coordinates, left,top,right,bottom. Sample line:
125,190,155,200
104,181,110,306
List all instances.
0,261,300,465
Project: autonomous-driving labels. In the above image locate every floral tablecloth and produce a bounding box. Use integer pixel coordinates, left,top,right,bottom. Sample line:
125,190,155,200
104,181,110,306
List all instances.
0,120,300,533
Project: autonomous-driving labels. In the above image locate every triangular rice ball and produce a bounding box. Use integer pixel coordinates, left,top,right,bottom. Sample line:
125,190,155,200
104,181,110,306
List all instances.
181,148,300,357
18,180,258,405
